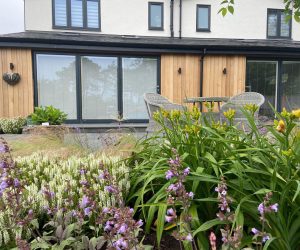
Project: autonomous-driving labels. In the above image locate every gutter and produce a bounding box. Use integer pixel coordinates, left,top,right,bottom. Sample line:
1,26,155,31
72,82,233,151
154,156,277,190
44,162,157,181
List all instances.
179,0,182,38
170,0,174,38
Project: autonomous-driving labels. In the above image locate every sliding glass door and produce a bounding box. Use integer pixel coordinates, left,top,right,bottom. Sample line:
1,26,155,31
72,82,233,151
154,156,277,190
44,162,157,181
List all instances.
246,60,300,116
281,61,300,111
36,54,77,119
122,58,158,120
35,53,159,123
246,61,278,117
81,56,118,120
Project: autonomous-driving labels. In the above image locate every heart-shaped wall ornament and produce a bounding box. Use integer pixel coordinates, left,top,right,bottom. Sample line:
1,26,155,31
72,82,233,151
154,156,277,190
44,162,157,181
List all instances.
2,72,21,86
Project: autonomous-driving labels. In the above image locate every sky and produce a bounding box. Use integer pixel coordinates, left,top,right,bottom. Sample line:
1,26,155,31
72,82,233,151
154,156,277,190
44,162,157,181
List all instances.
0,0,24,35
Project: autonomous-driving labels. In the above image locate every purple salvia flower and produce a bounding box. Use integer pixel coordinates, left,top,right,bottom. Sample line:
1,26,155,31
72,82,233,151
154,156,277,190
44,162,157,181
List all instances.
80,180,89,186
0,144,9,153
80,195,90,208
102,207,109,213
165,170,174,180
0,180,8,191
117,223,128,234
251,228,260,235
270,203,278,212
262,235,270,243
0,161,7,169
188,192,194,198
79,169,86,175
165,215,174,223
14,178,20,187
129,208,134,214
136,219,143,227
258,203,264,215
105,185,117,193
185,233,193,242
183,167,190,176
84,207,92,216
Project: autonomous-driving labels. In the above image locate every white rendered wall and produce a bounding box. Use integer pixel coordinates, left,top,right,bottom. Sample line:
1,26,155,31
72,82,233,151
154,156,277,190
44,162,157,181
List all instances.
25,0,300,40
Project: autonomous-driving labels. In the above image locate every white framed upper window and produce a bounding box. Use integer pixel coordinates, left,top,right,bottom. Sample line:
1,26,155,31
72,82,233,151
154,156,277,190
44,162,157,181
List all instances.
53,0,100,31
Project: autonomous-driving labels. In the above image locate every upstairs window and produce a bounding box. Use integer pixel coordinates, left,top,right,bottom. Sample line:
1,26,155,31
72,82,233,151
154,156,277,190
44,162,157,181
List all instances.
267,9,291,39
196,5,210,32
53,0,100,30
148,2,164,30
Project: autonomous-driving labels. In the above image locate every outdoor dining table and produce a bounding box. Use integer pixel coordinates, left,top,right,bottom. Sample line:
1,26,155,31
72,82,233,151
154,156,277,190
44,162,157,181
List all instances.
184,96,230,111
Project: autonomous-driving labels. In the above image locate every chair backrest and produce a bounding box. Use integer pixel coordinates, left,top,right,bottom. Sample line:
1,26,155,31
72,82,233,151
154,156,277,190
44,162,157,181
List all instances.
144,93,184,118
220,92,265,118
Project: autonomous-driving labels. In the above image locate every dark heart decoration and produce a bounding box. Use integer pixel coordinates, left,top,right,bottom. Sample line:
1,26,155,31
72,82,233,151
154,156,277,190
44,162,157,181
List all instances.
2,72,21,86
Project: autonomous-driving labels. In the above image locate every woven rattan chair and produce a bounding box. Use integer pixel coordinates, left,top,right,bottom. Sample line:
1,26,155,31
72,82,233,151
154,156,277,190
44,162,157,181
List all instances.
220,92,265,127
144,93,185,134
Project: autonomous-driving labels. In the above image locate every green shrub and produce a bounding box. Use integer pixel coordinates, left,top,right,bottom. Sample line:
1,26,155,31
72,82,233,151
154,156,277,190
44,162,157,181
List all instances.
128,107,300,249
0,117,26,134
0,153,130,247
30,106,67,125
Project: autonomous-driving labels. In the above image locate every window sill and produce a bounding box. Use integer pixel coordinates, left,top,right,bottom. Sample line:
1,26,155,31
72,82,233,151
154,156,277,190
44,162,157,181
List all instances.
196,29,211,33
148,27,164,31
53,26,101,32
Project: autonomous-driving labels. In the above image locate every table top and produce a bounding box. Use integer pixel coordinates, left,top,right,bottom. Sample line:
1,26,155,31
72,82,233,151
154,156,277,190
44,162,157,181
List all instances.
184,96,230,103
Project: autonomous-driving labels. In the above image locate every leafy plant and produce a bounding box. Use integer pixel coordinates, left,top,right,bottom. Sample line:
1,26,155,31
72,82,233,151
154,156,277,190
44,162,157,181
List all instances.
128,106,300,249
0,117,26,134
30,106,67,125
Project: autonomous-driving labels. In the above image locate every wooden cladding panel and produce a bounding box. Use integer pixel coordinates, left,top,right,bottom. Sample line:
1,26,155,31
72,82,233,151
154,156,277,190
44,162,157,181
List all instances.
203,55,246,98
161,54,201,105
0,48,34,118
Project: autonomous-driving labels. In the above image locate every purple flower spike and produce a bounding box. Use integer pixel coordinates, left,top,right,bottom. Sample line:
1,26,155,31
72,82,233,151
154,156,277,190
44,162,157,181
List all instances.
167,208,176,216
79,169,86,175
188,192,194,199
270,203,278,212
0,161,8,169
165,215,174,223
165,170,174,180
136,219,143,227
102,207,109,213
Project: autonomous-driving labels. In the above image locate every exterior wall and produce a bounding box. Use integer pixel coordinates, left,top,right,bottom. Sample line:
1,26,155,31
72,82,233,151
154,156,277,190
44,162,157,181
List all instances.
0,49,34,118
161,54,201,105
203,56,246,98
25,0,300,40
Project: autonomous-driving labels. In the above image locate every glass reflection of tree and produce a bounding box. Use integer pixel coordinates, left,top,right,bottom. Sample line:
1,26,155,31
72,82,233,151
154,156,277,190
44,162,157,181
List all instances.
81,57,118,119
123,58,157,119
38,58,77,119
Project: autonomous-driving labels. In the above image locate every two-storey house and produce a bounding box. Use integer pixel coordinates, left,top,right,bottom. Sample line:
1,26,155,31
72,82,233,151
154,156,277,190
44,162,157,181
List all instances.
0,0,300,124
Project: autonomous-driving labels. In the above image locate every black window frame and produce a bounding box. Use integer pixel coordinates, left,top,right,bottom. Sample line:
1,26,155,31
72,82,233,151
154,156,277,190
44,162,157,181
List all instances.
196,4,211,32
267,8,292,39
148,2,164,31
33,51,161,124
52,0,101,31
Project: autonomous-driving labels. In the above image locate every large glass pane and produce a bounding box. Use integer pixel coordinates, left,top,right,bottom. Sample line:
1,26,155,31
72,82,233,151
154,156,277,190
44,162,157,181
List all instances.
280,12,290,37
281,62,300,111
54,0,67,26
122,58,158,120
36,54,77,119
81,56,118,120
246,61,278,117
268,11,278,37
150,4,162,28
87,0,99,28
71,0,83,27
197,7,209,29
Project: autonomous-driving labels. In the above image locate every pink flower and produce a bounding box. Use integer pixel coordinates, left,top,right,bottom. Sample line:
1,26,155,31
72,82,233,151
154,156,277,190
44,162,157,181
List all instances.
185,233,193,242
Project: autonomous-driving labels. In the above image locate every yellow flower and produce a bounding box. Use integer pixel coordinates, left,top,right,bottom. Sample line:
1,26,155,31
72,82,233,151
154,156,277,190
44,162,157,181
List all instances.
171,110,181,120
291,109,300,118
244,104,258,115
161,109,170,118
223,108,236,120
276,120,285,133
191,106,201,120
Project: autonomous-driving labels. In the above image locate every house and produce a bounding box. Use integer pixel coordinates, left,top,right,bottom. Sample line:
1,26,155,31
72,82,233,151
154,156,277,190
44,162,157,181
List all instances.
0,0,299,124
